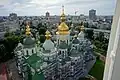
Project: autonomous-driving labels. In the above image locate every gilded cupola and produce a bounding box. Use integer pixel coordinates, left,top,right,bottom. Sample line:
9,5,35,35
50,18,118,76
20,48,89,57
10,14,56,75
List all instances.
23,23,35,48
56,6,69,35
25,24,31,36
45,30,51,40
43,30,54,50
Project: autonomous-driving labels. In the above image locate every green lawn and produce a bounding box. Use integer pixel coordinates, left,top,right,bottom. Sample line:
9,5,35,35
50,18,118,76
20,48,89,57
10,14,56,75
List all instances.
79,78,90,80
89,59,105,80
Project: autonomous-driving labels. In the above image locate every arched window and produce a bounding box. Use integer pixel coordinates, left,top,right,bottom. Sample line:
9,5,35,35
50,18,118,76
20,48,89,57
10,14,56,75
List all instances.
66,40,68,44
26,50,28,55
32,49,34,53
75,46,77,50
73,45,74,47
62,53,64,58
58,51,61,55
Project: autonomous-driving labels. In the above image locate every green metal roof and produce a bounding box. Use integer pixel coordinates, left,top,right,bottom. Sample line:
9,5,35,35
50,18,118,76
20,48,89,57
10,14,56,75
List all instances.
72,38,80,44
70,48,81,57
25,54,42,69
23,36,35,48
32,73,45,80
25,54,45,80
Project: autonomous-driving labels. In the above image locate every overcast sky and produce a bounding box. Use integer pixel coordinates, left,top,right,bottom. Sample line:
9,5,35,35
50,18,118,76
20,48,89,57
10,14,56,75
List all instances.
0,0,117,16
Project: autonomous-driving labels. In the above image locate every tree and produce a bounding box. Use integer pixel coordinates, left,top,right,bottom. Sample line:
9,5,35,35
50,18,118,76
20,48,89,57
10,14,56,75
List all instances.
85,29,94,40
91,25,97,29
5,35,22,52
39,35,46,43
39,27,46,35
0,44,7,62
99,32,104,42
2,32,23,61
37,23,47,35
84,22,89,28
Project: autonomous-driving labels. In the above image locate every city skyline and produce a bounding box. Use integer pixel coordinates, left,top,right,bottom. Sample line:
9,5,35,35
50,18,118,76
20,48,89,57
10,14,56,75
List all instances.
0,0,117,16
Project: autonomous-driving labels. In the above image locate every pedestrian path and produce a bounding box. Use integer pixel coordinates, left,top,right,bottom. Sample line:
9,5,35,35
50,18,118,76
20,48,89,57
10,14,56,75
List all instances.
0,64,7,80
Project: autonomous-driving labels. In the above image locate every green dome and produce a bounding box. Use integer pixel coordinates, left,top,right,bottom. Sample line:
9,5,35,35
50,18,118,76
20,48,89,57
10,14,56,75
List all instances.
70,47,82,57
23,36,35,48
72,38,79,44
59,41,68,49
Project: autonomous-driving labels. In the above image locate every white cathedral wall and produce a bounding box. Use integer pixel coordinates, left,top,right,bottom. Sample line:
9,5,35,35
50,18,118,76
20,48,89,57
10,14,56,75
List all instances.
57,34,70,45
28,49,32,56
72,44,79,50
24,49,27,56
33,48,36,54
17,52,22,59
58,49,67,58
23,48,36,56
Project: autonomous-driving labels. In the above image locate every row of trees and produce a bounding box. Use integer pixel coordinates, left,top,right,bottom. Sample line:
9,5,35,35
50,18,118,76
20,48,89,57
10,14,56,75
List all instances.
84,29,109,56
0,32,23,62
37,23,47,43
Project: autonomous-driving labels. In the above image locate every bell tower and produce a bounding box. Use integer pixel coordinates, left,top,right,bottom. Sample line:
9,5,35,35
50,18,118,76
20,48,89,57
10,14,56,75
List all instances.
56,6,70,46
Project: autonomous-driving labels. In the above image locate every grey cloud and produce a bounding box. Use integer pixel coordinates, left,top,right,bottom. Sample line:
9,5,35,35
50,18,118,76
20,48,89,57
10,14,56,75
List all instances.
0,5,4,8
0,0,117,16
65,0,97,5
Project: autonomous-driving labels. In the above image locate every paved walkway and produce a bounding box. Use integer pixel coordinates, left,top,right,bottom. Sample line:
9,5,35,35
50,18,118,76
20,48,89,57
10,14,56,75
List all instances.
6,59,22,80
0,64,7,80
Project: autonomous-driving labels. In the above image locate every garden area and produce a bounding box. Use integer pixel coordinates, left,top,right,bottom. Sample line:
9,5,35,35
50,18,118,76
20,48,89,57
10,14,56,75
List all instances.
89,59,105,80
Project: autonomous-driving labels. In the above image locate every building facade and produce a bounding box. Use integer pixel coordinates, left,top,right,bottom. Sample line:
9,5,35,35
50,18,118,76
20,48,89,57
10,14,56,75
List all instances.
89,9,96,21
14,7,96,80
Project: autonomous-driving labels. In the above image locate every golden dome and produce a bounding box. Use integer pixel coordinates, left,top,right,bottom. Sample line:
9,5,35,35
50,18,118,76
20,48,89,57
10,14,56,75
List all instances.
56,31,69,35
58,22,69,31
45,30,51,40
26,24,31,35
56,6,69,35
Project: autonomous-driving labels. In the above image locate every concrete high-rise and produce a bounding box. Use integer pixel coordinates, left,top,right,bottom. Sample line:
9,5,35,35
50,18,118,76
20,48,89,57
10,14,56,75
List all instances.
89,9,96,21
